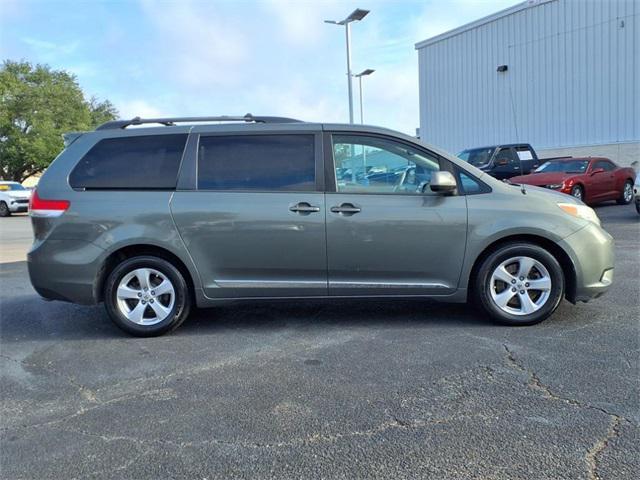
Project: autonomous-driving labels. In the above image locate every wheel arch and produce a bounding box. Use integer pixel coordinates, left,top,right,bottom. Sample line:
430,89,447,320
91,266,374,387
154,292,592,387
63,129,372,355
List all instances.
467,234,577,304
95,244,197,303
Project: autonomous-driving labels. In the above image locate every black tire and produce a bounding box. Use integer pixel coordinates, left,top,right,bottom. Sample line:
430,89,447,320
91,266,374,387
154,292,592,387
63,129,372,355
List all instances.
636,201,640,215
104,256,191,337
0,201,10,217
570,184,584,202
616,180,633,205
473,243,564,326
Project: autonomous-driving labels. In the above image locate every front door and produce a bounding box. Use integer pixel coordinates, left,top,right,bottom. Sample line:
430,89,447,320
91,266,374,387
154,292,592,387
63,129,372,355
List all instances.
171,131,327,298
325,133,468,297
492,147,521,179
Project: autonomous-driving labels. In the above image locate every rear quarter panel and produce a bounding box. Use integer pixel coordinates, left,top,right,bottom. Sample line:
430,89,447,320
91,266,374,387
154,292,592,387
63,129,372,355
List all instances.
29,129,203,303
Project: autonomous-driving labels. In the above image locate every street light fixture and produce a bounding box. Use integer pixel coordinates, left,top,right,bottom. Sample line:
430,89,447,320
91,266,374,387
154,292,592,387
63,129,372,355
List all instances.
355,69,375,124
325,8,370,124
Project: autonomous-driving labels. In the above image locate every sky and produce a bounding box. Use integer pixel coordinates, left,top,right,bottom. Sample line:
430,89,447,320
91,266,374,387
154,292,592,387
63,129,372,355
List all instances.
1,0,517,135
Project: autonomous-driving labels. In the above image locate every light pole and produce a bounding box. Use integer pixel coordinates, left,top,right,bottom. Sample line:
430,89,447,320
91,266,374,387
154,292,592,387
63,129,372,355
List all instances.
355,69,375,124
325,8,370,124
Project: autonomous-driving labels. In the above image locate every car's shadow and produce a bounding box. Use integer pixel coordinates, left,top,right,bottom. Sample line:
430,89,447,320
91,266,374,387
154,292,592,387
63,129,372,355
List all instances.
0,288,489,343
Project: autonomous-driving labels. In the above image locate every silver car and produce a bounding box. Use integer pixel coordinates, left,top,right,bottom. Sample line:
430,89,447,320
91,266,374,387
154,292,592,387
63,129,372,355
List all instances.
28,115,614,336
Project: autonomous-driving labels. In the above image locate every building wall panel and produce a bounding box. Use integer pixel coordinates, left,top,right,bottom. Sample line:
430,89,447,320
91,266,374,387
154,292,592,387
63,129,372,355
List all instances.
417,0,639,158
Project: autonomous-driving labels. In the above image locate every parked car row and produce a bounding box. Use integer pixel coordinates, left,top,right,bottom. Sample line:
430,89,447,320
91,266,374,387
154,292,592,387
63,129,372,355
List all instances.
457,144,637,211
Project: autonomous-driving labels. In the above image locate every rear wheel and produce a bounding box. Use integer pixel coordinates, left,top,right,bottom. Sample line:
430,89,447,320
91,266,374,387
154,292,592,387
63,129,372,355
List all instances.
570,185,584,201
104,256,191,336
0,201,10,217
474,243,564,326
617,180,633,205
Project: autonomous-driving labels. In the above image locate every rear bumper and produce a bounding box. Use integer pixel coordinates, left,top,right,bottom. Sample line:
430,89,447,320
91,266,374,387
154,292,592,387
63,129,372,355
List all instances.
28,239,104,305
558,222,615,302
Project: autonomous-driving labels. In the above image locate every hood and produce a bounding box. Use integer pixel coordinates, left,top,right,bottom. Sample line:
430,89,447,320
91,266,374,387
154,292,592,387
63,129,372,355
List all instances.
4,190,32,200
509,172,574,186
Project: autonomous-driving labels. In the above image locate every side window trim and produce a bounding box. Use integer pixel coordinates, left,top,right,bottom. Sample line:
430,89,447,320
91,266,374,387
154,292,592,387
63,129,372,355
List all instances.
194,132,323,193
176,131,198,191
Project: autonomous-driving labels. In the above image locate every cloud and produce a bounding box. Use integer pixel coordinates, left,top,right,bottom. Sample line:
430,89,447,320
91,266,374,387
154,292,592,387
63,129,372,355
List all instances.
263,0,339,45
117,99,166,119
138,0,249,89
21,37,79,55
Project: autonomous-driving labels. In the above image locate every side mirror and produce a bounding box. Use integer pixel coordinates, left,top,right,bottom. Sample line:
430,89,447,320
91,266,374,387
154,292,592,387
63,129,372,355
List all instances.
591,167,604,176
496,158,508,166
430,171,457,194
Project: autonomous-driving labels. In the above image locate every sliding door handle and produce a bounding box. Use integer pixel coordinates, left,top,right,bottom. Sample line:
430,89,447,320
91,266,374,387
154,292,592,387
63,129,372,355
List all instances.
330,203,361,215
289,202,320,214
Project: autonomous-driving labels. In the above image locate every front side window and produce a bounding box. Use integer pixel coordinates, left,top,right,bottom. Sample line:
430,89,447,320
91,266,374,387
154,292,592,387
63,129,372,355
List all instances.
198,135,315,191
332,135,442,195
458,147,494,167
593,160,615,172
70,134,187,189
494,148,518,167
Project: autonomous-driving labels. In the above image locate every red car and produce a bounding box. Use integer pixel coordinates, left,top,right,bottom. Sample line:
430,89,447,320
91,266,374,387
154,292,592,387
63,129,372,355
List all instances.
509,157,636,205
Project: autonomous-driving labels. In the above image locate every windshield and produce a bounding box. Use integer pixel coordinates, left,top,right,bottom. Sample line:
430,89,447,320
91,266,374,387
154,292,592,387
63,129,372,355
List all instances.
0,183,27,191
458,148,495,167
535,160,589,174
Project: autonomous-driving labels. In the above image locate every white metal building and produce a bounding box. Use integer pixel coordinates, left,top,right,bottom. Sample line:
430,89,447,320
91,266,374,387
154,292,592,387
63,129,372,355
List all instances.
416,0,639,166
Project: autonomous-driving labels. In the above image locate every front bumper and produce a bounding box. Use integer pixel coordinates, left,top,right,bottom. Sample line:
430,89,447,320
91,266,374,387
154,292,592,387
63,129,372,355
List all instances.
8,201,29,213
558,222,615,302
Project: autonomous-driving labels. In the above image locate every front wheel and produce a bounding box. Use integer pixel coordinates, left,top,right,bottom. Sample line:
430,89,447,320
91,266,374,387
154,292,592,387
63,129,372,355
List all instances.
570,185,584,201
0,201,10,217
104,256,191,336
474,243,564,326
617,180,633,205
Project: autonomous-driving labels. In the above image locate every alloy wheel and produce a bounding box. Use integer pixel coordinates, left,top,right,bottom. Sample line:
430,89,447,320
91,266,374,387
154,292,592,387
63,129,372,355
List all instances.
489,256,552,316
623,182,633,202
116,268,175,325
572,187,582,200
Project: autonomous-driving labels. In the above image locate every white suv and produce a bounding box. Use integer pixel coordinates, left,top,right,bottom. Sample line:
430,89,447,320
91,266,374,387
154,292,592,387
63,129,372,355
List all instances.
0,181,32,217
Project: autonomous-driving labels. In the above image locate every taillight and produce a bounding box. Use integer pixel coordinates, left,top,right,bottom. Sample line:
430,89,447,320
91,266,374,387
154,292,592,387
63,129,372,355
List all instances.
29,190,70,217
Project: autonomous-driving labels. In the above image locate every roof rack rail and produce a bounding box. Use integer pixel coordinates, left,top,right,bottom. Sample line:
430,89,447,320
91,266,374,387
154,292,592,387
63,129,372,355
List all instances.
96,113,304,130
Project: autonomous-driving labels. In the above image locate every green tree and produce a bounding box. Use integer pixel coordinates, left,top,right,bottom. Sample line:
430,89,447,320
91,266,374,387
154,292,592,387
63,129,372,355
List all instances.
0,60,118,182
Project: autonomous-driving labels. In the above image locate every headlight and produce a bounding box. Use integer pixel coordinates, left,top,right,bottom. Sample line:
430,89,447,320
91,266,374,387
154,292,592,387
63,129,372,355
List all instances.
558,203,601,226
546,184,563,189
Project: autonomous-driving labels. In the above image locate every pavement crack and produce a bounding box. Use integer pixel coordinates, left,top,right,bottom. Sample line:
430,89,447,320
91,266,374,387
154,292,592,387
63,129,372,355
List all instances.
585,415,622,480
24,359,100,404
503,343,630,480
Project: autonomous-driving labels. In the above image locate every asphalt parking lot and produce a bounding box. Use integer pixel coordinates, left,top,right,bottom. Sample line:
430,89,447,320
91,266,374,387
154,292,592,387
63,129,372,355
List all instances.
1,207,638,479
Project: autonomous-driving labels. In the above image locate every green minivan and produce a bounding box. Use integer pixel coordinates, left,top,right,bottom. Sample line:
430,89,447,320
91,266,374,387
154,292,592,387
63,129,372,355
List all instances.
28,115,614,336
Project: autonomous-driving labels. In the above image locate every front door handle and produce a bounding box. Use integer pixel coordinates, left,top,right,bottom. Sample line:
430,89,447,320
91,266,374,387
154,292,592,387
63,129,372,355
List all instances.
330,203,361,215
289,202,320,214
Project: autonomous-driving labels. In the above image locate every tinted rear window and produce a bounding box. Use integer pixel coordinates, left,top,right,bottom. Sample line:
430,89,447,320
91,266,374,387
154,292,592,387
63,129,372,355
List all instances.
198,135,315,191
69,134,188,189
